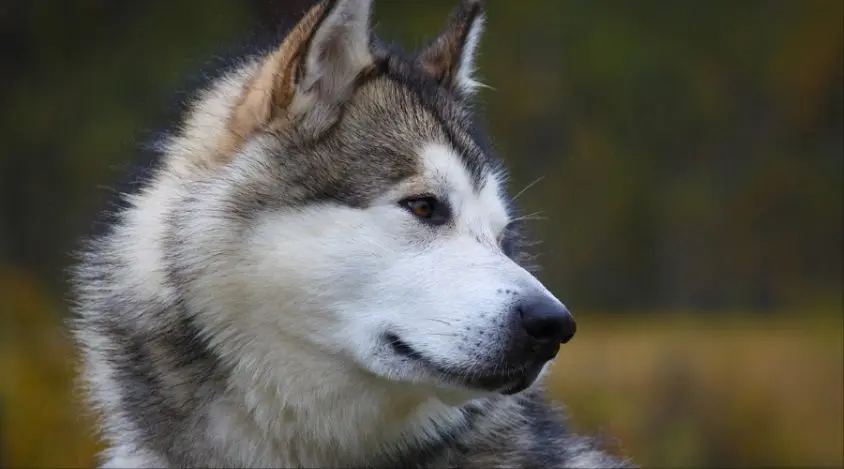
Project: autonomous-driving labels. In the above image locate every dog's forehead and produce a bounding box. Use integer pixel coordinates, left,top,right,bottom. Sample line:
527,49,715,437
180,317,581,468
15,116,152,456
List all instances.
418,142,489,195
356,77,508,223
419,142,510,230
269,71,504,211
356,74,492,183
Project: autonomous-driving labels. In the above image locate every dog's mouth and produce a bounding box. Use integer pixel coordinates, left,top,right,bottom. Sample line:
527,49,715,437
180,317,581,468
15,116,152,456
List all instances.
385,333,548,395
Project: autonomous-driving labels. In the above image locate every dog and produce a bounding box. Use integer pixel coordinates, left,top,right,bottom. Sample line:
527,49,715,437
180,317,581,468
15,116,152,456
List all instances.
70,0,633,467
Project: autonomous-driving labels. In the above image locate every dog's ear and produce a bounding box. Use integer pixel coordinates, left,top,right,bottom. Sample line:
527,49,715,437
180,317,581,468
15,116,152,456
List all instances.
289,0,375,137
231,0,374,142
416,0,486,98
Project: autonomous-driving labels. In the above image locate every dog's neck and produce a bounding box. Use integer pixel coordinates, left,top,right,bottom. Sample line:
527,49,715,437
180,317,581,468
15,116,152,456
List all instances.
211,338,488,467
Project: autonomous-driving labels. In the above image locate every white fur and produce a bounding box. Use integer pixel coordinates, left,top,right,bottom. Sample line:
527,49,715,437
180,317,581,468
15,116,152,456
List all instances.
93,133,566,466
149,141,562,465
455,12,487,94
100,444,168,468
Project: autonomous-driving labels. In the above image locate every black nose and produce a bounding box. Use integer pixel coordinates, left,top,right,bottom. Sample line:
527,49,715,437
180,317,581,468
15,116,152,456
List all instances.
518,297,576,344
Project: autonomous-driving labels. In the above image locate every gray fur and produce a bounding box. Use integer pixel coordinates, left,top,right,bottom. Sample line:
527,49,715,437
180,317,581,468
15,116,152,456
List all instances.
71,1,634,467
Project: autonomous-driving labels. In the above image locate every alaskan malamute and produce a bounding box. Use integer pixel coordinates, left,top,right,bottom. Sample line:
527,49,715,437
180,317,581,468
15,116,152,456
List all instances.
71,0,633,467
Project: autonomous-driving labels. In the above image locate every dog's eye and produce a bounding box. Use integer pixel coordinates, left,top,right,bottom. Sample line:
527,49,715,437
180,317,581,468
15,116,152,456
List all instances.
400,196,450,225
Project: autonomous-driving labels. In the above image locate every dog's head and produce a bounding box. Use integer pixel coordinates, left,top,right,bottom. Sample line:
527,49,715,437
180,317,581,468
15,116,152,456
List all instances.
167,0,575,396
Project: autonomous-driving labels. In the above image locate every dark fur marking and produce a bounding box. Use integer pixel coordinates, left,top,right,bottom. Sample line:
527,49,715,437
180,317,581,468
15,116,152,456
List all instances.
377,400,487,468
381,53,491,190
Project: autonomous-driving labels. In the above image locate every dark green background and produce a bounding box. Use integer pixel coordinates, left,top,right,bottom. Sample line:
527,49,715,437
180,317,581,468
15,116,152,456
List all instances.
2,0,842,313
3,0,841,314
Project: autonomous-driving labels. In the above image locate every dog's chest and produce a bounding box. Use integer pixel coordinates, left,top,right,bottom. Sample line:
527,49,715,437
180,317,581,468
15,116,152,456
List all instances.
201,392,480,468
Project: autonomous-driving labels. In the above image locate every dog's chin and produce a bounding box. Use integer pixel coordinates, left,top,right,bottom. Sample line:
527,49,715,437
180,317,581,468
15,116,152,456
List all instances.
384,333,551,395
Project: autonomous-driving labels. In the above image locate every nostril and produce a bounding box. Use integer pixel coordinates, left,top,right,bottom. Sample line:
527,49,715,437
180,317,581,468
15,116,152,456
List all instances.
518,297,577,344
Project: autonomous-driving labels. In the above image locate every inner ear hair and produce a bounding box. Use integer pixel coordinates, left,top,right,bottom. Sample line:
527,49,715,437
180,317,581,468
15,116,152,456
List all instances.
416,0,486,97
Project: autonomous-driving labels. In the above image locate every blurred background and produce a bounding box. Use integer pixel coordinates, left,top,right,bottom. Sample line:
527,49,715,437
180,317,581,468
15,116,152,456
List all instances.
1,0,842,467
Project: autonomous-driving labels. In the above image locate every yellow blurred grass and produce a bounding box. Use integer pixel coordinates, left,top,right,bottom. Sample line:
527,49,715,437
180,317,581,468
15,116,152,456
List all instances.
546,313,844,467
2,268,842,467
0,269,103,467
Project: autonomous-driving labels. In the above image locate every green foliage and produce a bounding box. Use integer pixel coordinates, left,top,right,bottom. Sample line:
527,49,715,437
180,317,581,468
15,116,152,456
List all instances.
2,0,841,311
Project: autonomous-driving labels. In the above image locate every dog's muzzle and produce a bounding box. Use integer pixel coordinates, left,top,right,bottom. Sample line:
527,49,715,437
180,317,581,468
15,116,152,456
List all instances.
387,296,576,395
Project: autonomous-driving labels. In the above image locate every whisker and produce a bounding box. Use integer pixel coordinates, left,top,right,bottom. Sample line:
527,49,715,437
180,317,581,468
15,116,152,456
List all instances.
426,318,455,327
511,176,545,201
424,332,459,338
510,211,548,224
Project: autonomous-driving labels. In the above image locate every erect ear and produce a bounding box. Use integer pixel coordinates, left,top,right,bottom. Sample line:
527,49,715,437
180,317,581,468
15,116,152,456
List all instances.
416,0,486,98
230,0,374,143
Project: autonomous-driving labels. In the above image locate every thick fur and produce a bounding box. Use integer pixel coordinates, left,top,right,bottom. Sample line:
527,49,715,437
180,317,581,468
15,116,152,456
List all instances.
71,1,634,467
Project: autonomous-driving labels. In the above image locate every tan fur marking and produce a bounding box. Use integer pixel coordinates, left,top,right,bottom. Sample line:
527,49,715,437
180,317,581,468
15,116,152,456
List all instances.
218,1,330,162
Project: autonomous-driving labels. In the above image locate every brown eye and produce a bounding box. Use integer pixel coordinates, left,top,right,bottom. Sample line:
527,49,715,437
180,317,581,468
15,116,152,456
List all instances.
409,199,432,218
400,196,450,226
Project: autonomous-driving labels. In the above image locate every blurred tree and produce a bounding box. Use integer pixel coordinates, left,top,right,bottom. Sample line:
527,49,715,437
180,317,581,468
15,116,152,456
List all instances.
0,0,841,313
